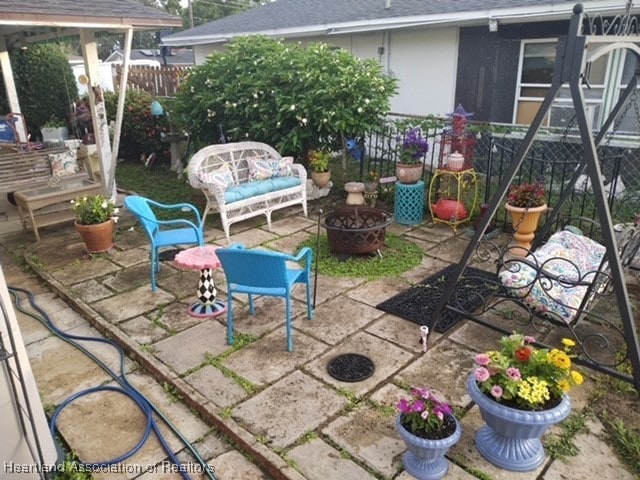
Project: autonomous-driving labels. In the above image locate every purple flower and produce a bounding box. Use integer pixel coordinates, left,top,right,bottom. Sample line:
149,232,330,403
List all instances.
475,353,491,365
475,366,490,382
524,335,536,344
490,385,504,399
412,400,425,413
506,367,522,381
396,398,412,414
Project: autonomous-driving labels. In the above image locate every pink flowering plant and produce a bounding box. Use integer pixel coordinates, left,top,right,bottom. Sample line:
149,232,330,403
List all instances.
396,387,455,439
473,333,584,411
507,181,546,208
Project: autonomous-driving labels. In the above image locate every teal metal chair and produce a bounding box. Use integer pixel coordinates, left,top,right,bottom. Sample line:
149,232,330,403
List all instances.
216,244,314,351
124,195,204,291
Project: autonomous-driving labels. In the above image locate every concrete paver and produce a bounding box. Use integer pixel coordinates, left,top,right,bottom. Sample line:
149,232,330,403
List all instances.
233,370,348,449
288,438,378,480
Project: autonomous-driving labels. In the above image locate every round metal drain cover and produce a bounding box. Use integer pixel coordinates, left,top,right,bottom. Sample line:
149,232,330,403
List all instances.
327,353,375,382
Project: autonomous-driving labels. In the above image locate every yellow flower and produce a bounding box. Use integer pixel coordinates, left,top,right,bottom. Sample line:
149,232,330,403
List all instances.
558,379,571,392
549,349,572,370
517,377,550,405
571,370,584,385
562,338,576,349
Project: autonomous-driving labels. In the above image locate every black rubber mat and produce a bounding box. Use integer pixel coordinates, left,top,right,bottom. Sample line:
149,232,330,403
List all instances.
376,264,498,333
327,353,375,382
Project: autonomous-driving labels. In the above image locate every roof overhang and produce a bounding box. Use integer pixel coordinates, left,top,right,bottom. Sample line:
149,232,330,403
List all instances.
0,12,182,46
162,1,638,47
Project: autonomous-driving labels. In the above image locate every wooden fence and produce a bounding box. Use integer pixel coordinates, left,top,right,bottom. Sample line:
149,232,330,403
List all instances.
113,65,192,97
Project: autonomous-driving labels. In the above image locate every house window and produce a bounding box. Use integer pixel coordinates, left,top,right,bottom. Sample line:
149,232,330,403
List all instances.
513,39,631,131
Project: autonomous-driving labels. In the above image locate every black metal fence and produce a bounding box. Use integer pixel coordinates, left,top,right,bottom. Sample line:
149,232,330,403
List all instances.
352,117,640,229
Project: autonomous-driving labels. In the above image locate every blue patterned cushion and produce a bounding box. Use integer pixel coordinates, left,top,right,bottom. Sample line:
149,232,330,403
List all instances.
199,164,234,190
248,156,293,180
499,230,606,324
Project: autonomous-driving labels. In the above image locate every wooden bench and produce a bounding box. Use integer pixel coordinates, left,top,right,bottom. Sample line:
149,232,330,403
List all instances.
0,146,103,241
0,147,69,193
187,142,308,242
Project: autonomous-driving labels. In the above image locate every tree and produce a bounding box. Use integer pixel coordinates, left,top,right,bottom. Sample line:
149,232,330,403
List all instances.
173,36,398,162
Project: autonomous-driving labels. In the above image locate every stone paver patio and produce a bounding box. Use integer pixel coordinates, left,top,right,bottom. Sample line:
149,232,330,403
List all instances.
0,193,636,480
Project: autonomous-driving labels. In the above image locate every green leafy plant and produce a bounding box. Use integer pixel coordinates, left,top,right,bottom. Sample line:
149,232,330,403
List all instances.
507,180,546,208
396,387,456,439
308,149,331,172
42,115,68,128
473,334,584,410
103,89,170,161
71,194,118,225
173,35,397,159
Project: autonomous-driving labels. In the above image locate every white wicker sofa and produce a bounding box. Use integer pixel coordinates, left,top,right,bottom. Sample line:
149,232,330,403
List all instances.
187,142,308,242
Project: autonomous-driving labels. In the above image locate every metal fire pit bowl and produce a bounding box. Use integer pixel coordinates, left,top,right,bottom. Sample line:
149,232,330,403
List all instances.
323,205,392,255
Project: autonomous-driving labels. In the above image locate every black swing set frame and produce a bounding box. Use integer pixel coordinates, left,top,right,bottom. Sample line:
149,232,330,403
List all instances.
431,2,640,391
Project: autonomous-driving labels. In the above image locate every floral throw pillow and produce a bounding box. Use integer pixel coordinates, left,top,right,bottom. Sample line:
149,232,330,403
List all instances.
248,156,293,180
198,164,235,190
49,150,80,177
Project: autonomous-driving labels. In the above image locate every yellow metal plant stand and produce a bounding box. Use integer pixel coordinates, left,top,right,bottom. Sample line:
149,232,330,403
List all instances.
428,167,478,231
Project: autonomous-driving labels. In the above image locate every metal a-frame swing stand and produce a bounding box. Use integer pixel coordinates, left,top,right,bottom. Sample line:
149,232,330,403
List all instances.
431,2,640,391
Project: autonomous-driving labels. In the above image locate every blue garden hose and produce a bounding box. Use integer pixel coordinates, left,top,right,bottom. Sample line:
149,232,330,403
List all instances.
9,286,217,480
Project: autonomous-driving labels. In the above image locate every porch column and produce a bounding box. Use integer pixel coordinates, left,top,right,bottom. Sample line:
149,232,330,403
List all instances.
79,29,116,198
0,36,27,141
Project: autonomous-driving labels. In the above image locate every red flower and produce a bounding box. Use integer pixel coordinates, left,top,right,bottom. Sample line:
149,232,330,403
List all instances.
515,346,532,362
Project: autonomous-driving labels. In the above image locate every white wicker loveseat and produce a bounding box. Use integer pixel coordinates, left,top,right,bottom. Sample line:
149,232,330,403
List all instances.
187,142,308,242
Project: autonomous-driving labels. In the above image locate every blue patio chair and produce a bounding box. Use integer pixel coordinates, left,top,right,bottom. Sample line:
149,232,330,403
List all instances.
124,195,205,291
216,244,314,351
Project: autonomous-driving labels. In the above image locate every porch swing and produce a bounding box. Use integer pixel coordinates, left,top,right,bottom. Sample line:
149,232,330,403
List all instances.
430,3,640,391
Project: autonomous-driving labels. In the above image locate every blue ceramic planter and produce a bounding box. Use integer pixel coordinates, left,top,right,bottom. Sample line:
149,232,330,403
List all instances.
396,414,461,480
467,374,571,472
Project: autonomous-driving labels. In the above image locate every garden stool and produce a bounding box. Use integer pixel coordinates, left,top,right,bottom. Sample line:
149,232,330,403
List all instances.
395,180,425,225
345,182,365,205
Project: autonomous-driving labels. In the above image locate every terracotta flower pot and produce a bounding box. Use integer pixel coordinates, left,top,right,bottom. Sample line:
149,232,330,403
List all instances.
311,170,331,188
75,219,114,253
396,163,423,184
505,203,548,256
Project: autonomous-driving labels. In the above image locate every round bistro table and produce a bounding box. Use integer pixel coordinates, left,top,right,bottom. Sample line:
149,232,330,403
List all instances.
174,245,227,318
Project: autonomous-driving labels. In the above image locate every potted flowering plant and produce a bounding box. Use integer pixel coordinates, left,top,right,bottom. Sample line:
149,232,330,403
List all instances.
396,127,429,184
308,149,332,188
71,194,119,253
395,386,461,479
364,170,379,193
505,179,548,256
467,333,583,471
507,181,546,208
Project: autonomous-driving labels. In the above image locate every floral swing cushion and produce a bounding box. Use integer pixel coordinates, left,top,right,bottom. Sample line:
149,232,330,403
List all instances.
498,229,607,325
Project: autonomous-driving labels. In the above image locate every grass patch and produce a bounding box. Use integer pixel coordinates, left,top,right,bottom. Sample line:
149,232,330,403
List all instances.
298,233,422,279
544,409,590,461
608,418,640,476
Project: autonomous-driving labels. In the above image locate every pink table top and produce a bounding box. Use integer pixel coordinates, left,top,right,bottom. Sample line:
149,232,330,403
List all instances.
174,245,221,270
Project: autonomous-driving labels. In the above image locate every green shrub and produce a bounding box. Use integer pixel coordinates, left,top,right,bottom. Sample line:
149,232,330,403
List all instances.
173,36,397,159
0,43,77,136
104,89,170,162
